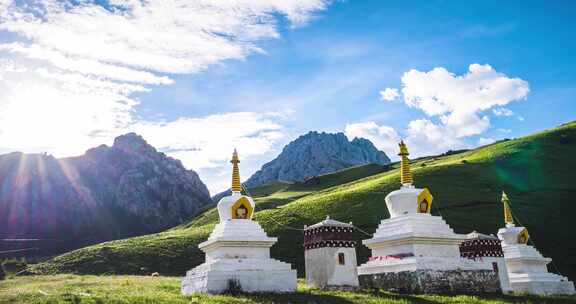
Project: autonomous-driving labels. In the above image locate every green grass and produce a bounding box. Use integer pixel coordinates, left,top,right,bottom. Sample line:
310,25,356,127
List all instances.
29,121,576,283
1,275,575,304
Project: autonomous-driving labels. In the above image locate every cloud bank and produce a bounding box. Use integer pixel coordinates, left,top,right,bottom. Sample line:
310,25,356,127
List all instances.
347,64,529,158
0,0,329,192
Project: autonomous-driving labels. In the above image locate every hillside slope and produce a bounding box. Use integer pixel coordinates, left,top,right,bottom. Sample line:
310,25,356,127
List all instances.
30,121,576,282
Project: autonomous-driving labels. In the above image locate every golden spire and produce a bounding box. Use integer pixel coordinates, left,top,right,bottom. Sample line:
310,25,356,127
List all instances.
398,140,413,186
231,149,242,193
502,191,514,225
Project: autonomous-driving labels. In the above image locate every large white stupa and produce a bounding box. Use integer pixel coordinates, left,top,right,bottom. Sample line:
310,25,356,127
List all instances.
357,141,500,294
497,192,575,295
181,150,297,294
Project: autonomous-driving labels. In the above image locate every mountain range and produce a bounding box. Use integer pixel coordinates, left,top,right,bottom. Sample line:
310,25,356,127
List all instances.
1,131,389,259
213,131,390,201
245,131,390,188
29,121,576,282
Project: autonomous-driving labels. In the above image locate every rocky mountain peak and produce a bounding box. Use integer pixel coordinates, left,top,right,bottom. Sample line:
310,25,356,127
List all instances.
243,131,390,189
113,132,156,155
0,133,211,259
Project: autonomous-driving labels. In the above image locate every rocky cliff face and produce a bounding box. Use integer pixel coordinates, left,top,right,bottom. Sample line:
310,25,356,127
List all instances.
244,131,390,189
0,133,211,257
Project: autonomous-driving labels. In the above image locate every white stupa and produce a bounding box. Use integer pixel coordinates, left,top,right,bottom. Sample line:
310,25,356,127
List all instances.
181,150,297,294
497,192,575,295
357,141,500,294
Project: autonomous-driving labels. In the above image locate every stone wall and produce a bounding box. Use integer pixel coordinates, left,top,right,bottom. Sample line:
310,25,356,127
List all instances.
359,269,501,294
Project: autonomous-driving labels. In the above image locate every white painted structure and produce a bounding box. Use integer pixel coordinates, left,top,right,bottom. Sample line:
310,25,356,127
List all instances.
357,141,500,295
357,185,494,276
498,223,575,295
181,151,296,294
304,217,359,288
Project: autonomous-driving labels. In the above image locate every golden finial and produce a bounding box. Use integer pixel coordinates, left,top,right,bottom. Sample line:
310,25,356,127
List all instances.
231,149,242,192
502,191,514,225
398,140,413,185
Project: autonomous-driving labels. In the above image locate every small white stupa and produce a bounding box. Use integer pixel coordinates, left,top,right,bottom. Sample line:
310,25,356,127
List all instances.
181,150,297,294
357,141,500,294
497,192,575,295
304,216,359,289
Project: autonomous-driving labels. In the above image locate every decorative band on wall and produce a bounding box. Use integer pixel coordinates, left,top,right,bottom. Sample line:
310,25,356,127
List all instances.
304,240,356,250
459,239,504,259
303,226,354,246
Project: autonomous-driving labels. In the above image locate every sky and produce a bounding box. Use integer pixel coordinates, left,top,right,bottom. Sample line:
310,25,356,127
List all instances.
0,0,575,194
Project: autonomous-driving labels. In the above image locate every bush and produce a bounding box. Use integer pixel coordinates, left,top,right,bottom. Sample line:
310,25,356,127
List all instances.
225,279,242,295
0,262,5,281
2,258,27,274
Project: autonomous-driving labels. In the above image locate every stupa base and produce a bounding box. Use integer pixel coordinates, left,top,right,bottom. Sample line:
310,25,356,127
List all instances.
359,269,500,294
357,257,501,294
181,258,297,294
509,273,575,295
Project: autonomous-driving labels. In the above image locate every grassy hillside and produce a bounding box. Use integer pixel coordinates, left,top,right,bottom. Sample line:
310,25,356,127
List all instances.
30,121,576,283
1,275,575,304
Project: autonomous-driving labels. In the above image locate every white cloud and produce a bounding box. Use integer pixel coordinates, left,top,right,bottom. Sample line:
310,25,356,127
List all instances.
344,121,400,157
363,64,529,158
344,119,468,159
0,0,329,191
404,119,468,157
398,64,528,154
401,63,529,137
131,112,285,169
402,64,529,117
1,43,173,85
493,107,514,116
0,0,328,75
131,111,287,194
0,64,140,156
478,137,496,146
379,88,399,101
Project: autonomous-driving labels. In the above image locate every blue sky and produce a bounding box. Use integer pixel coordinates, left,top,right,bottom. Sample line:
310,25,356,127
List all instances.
0,1,575,193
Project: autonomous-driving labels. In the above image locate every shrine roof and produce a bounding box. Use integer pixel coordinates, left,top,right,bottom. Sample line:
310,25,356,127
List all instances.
306,216,353,229
465,231,499,240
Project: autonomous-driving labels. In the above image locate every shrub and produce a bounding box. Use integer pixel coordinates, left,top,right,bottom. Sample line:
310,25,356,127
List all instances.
2,258,28,274
225,279,242,295
0,261,5,281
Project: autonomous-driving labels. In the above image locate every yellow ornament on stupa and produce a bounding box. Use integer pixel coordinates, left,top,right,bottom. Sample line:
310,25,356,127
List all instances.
395,140,433,213
380,140,434,216
501,191,529,244
231,149,242,193
212,150,255,221
502,191,514,225
398,140,413,186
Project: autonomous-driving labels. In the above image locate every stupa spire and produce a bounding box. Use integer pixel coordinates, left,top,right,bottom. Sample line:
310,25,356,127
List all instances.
398,140,413,186
231,149,242,193
502,191,514,225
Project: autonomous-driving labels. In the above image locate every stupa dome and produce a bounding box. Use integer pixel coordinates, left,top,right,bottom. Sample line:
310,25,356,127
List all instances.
217,192,255,221
384,141,433,218
385,186,432,217
216,150,255,222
